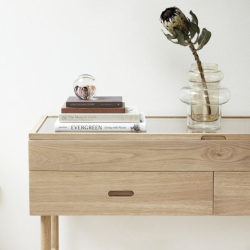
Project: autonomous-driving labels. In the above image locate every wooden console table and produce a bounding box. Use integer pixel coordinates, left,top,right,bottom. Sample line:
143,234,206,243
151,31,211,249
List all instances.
29,116,250,250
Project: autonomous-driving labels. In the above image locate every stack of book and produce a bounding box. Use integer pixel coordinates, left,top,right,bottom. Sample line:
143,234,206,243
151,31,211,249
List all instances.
54,96,146,132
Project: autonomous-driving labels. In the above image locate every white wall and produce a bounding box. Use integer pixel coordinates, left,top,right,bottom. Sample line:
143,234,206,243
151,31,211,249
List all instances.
1,0,250,249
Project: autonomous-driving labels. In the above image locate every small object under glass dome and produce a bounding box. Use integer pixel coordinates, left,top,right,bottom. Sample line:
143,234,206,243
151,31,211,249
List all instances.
73,74,96,100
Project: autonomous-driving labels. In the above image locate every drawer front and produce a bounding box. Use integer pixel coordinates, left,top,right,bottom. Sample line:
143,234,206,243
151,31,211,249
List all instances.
30,172,213,216
214,172,250,215
29,140,250,172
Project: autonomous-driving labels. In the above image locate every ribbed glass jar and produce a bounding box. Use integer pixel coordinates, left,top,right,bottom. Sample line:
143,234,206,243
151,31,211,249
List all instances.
179,63,230,131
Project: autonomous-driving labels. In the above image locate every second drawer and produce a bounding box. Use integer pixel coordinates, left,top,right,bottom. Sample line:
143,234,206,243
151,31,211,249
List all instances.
30,171,213,216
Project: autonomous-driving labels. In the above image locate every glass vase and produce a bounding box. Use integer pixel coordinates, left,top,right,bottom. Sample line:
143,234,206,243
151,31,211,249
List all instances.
179,63,230,131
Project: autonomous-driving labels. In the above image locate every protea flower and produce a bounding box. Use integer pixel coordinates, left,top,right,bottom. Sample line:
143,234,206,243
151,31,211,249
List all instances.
160,7,212,114
160,7,189,38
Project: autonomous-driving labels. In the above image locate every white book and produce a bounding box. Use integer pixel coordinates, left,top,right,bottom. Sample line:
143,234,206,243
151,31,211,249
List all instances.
55,113,146,132
59,106,140,123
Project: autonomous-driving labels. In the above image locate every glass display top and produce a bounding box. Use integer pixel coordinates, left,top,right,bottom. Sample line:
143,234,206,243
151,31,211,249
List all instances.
37,117,250,134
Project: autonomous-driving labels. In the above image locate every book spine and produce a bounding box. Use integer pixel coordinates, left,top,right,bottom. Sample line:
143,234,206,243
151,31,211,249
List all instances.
59,114,140,123
66,102,124,108
61,107,125,113
55,121,146,132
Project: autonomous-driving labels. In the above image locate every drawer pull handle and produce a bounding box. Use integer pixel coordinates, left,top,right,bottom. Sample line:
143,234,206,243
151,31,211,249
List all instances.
201,135,226,140
108,191,134,197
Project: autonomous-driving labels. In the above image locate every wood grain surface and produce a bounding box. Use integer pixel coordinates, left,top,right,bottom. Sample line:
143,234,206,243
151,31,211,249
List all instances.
29,140,250,172
41,216,51,250
51,216,59,250
214,172,250,215
30,171,213,216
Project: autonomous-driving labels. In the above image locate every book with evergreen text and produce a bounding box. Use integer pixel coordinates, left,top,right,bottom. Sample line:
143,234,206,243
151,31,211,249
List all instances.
55,113,146,132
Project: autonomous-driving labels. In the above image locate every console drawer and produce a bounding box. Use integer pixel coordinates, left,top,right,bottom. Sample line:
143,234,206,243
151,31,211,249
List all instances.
30,171,213,216
29,140,250,172
214,172,250,215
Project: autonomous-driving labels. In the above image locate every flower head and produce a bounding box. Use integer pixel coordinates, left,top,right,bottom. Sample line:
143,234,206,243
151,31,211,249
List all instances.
160,7,211,49
160,7,189,37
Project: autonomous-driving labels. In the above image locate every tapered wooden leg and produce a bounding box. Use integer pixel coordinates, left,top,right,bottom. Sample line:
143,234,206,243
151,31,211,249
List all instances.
51,216,59,250
41,216,51,250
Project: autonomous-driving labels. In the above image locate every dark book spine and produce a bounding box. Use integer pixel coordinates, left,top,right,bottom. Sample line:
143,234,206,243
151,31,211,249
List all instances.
66,102,124,108
61,106,126,113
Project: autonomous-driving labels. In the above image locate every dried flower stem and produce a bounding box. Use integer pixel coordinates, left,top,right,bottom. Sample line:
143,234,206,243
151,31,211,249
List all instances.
188,39,211,115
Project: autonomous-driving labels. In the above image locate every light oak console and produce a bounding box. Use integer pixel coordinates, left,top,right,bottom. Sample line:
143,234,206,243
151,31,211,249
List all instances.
29,116,250,250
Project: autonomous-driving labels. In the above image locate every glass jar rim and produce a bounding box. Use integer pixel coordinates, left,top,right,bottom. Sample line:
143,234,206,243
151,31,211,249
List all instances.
191,63,218,72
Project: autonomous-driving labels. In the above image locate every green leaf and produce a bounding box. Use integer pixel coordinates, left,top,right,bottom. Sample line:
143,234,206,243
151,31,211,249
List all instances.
161,30,179,44
189,22,200,39
175,29,189,46
197,28,212,51
190,11,198,25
